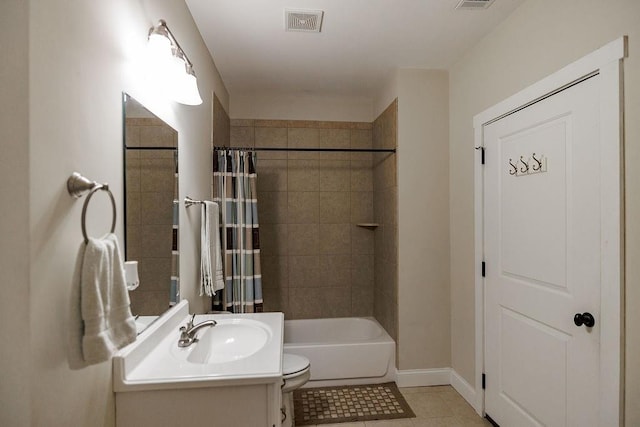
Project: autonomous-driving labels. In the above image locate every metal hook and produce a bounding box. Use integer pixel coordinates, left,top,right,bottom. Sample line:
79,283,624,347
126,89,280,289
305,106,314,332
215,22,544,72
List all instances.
508,159,518,175
519,156,529,174
532,153,543,171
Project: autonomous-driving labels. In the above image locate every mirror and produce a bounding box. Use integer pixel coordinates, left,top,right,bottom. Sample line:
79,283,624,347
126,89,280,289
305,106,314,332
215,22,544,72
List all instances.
123,93,179,322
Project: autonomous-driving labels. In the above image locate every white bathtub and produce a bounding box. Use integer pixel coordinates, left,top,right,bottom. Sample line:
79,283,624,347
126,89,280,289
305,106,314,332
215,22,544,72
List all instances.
283,317,396,387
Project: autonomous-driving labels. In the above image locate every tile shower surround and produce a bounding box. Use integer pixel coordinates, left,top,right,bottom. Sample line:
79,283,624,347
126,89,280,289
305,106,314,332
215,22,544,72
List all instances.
373,100,399,342
229,109,397,328
125,117,178,315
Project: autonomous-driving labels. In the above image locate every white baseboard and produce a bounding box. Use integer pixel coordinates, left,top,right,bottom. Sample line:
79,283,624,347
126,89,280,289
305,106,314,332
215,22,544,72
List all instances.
450,369,481,415
395,368,451,388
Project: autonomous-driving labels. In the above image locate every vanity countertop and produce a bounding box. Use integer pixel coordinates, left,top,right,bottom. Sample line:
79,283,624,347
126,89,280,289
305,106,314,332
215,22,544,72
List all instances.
113,300,284,392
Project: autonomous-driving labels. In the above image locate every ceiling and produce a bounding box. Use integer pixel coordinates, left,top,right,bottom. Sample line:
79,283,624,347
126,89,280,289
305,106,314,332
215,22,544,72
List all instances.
185,0,526,98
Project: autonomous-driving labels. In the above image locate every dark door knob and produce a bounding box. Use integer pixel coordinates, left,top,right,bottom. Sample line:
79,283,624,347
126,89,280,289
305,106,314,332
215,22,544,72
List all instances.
574,312,595,328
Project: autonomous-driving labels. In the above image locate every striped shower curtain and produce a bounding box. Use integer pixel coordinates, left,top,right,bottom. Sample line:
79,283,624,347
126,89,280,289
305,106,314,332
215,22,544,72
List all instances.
212,149,263,313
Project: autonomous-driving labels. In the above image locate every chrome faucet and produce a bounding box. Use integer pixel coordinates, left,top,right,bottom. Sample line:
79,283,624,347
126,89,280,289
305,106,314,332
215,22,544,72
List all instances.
178,314,216,348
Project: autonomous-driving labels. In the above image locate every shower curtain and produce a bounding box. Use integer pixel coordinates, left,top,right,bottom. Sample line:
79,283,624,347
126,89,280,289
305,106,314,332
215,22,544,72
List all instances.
212,149,263,313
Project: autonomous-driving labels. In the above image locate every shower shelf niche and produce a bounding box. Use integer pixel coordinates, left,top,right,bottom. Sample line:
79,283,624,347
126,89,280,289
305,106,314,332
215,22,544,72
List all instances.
356,223,379,229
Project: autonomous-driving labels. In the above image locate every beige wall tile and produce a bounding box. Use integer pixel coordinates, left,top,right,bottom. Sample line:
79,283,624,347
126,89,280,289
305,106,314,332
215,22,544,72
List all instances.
373,190,384,223
351,129,373,149
213,94,230,149
289,287,351,319
319,128,350,160
286,120,318,128
351,286,374,317
140,191,174,225
351,225,374,255
125,125,140,147
230,119,254,127
139,125,176,148
288,191,319,224
258,191,288,224
351,165,373,192
351,191,374,223
140,224,173,258
383,187,398,226
125,225,140,260
288,255,320,288
382,155,397,189
230,126,254,147
125,191,141,226
257,159,288,191
139,149,174,159
262,287,289,314
288,159,319,191
350,128,373,164
129,290,170,316
288,223,319,255
255,127,287,160
319,191,350,223
319,255,351,287
138,257,172,291
255,119,287,128
259,223,288,255
319,223,351,254
351,253,374,288
288,128,319,160
319,160,350,192
140,158,175,192
260,255,288,289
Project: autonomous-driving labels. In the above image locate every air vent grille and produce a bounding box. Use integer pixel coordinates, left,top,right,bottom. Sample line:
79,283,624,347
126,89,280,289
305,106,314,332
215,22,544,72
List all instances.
455,0,495,10
285,9,324,32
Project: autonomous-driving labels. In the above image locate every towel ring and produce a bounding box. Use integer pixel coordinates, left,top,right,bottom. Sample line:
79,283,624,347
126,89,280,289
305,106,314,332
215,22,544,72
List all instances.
81,185,116,244
67,172,117,243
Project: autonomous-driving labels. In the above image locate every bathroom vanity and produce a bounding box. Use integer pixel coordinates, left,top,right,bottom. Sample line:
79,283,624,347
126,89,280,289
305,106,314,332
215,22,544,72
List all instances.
113,301,283,427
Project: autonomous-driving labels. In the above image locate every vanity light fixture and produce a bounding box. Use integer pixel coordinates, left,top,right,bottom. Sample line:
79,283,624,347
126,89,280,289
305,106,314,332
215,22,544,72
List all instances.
147,19,203,106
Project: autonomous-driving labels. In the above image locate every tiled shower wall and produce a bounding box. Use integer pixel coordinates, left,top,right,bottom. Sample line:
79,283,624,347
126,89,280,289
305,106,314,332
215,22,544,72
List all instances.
373,100,398,341
125,117,178,315
229,119,376,319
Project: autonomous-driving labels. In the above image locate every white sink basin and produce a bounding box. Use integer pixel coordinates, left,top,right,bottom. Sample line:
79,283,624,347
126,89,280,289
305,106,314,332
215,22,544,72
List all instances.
186,319,270,364
113,301,284,392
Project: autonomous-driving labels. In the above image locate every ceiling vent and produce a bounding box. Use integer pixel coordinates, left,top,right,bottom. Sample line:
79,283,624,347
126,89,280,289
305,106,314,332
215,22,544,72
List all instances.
285,9,324,32
455,0,495,10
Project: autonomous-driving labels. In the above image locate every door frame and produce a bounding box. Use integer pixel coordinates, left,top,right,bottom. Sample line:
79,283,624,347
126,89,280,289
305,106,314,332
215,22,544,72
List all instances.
472,37,626,425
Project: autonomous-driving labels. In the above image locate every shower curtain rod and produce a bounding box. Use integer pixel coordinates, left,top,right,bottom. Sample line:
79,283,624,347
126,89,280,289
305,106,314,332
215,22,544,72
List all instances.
214,146,396,153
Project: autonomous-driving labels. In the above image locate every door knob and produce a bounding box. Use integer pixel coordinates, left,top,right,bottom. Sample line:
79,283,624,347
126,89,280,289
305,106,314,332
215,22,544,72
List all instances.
573,312,595,328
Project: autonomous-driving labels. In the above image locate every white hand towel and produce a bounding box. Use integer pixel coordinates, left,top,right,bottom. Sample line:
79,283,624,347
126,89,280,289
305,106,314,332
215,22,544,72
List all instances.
80,233,137,364
200,201,225,296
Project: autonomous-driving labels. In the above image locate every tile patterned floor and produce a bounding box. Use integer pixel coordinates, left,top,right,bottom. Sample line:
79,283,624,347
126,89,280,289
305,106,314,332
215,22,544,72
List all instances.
296,385,493,427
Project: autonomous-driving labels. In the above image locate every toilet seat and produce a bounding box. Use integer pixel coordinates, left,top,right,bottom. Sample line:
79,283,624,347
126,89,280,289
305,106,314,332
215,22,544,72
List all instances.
281,353,311,426
283,353,310,378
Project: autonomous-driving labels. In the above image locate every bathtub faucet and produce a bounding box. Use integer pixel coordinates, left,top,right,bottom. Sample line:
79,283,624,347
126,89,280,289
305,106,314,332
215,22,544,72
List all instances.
178,314,216,347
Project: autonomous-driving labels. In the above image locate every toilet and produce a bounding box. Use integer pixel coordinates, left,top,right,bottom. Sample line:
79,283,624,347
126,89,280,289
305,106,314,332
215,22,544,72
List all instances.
281,353,311,427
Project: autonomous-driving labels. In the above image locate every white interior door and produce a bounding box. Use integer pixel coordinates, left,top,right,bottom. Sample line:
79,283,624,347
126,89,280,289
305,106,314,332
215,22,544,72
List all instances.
484,76,602,427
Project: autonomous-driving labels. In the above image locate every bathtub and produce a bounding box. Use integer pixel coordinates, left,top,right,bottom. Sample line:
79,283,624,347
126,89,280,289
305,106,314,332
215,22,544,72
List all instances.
283,317,396,387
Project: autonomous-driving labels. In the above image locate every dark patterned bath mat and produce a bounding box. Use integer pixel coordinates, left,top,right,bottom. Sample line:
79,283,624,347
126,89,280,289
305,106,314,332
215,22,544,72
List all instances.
293,382,415,425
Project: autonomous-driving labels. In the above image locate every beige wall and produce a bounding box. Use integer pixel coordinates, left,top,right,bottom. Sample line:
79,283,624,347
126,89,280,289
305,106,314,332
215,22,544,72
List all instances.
396,69,451,370
0,1,30,425
231,92,373,122
229,119,376,319
2,0,230,425
448,0,640,424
